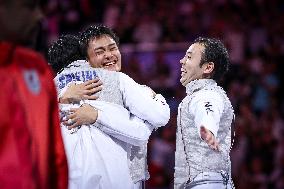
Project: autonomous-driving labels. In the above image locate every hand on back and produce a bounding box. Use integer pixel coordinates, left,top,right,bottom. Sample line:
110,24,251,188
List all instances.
60,78,103,103
64,104,98,129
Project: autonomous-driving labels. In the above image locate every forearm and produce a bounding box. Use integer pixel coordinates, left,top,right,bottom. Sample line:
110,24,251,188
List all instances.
88,100,153,146
126,94,170,128
119,73,170,127
98,116,152,146
149,94,171,127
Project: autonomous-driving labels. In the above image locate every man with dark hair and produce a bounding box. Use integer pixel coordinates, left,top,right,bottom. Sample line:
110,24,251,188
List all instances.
49,26,170,189
48,34,84,74
58,24,122,104
79,24,121,72
0,0,68,188
174,37,234,188
79,25,119,64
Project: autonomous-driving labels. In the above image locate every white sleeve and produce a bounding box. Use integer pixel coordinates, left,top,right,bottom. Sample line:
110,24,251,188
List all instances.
118,72,170,128
190,91,224,138
86,100,153,146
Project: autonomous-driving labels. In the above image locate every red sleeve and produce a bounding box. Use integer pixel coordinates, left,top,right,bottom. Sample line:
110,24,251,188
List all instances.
0,74,37,188
22,48,69,189
1,44,69,189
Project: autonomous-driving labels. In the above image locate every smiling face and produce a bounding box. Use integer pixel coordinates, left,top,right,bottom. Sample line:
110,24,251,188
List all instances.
180,43,207,86
86,35,121,72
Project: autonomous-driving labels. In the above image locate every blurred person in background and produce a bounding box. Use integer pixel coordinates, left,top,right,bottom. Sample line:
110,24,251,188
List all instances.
0,0,68,188
175,37,234,189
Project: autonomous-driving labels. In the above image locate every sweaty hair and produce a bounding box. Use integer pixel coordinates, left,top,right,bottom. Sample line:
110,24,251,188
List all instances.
48,34,84,74
194,37,230,82
79,24,119,59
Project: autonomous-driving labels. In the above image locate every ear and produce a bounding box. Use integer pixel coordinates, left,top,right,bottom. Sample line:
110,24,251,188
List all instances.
202,62,214,74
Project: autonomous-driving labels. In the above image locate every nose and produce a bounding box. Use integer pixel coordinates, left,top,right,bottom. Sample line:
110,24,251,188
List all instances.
104,50,113,59
180,57,185,65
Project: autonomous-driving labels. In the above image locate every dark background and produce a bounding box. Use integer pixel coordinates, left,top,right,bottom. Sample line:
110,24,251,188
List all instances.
38,0,284,188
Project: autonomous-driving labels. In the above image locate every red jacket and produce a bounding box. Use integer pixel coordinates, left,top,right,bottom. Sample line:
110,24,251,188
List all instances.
0,42,68,189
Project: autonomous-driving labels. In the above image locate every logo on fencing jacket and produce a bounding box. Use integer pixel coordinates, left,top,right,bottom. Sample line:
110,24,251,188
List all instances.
23,69,41,95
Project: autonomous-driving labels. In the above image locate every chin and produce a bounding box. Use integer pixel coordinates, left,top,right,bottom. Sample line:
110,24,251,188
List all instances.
180,78,186,86
105,66,117,72
112,66,121,72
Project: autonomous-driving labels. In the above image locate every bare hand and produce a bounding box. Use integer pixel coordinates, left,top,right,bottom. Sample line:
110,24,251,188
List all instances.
60,78,103,103
64,104,98,129
200,126,219,151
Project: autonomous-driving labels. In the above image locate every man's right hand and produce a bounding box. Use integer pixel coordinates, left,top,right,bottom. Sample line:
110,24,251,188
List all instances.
64,104,98,129
59,78,103,103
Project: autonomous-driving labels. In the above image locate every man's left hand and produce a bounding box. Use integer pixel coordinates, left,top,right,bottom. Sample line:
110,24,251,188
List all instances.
200,126,219,151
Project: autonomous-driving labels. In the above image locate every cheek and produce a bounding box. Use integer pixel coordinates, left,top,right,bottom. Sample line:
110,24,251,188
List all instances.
113,50,121,58
89,57,102,67
117,58,122,66
113,60,121,71
184,63,191,72
115,52,122,63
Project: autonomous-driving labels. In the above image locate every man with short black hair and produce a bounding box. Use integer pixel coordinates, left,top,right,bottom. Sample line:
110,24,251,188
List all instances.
175,37,234,188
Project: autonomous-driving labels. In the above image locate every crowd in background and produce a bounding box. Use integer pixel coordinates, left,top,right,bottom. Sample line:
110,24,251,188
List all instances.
39,0,284,188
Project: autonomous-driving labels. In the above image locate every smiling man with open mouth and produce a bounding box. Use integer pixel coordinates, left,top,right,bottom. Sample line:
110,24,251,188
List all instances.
81,26,121,72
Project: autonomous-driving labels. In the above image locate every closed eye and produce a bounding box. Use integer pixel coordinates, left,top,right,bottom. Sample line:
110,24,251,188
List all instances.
95,50,104,55
110,47,118,51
